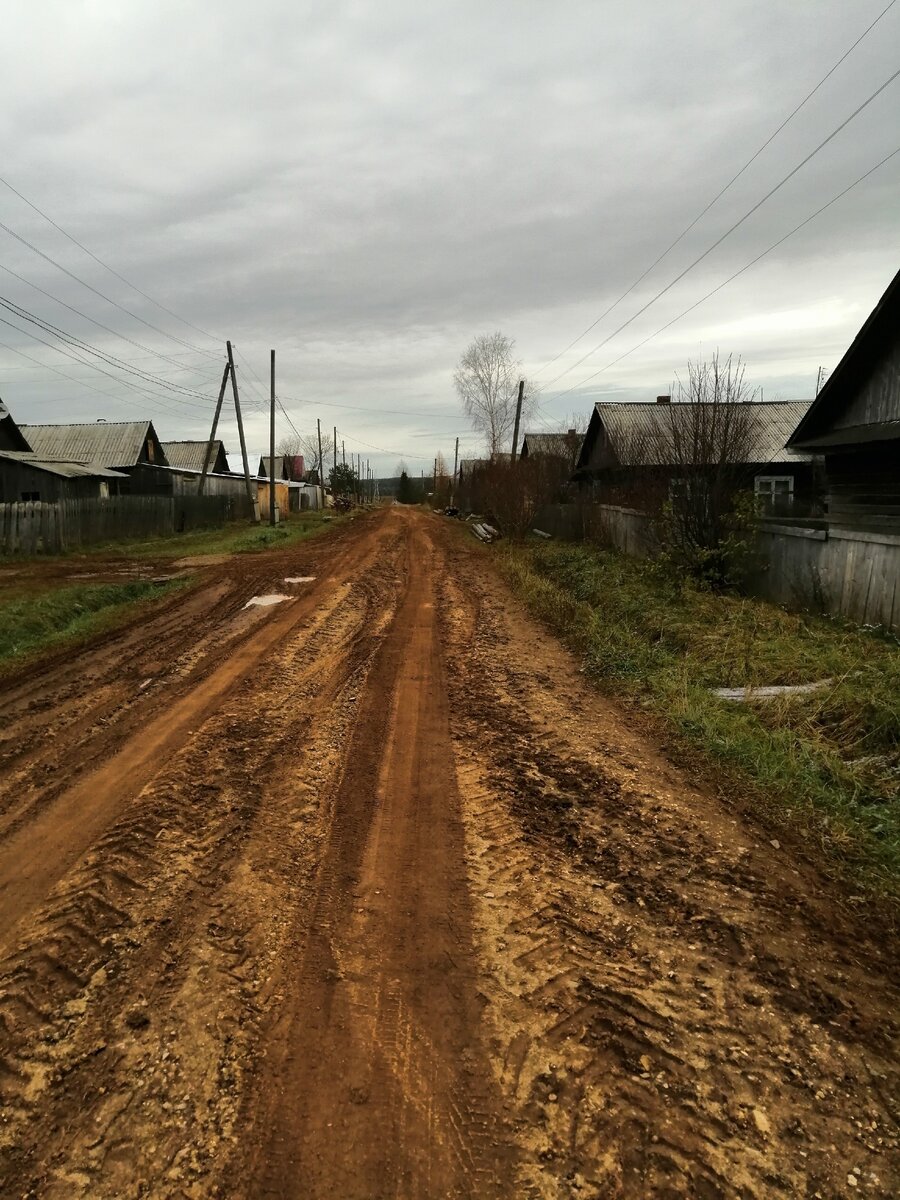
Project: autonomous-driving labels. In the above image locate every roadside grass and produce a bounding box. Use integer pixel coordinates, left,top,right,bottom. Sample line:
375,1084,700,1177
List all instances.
0,577,189,675
498,539,900,897
62,509,347,560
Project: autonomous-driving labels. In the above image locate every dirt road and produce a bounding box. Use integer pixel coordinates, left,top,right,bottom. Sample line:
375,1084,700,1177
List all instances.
0,506,897,1198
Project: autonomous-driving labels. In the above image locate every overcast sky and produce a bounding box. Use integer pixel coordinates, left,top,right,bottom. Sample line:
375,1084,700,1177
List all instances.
0,0,897,475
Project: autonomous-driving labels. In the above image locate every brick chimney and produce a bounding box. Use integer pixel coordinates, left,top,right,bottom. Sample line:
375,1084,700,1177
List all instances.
656,394,671,404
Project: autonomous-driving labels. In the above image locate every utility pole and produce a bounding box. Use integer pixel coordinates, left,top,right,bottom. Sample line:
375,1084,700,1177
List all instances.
342,439,346,467
227,340,259,522
268,349,276,526
333,426,337,481
198,361,231,495
451,436,459,505
317,418,324,511
510,378,524,464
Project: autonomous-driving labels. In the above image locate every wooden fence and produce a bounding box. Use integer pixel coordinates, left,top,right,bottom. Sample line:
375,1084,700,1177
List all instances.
0,494,252,555
533,501,900,630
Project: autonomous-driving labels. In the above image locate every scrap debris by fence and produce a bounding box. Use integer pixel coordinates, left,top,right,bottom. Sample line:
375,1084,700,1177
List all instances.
0,494,253,555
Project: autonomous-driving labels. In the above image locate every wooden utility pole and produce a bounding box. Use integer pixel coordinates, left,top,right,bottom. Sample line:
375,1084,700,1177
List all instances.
198,361,231,495
342,439,346,466
227,340,259,522
317,418,324,511
269,349,276,526
510,378,525,464
333,426,337,478
451,435,459,505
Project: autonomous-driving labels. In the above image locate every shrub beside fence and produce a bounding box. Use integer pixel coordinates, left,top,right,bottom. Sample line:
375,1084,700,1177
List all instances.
0,494,253,555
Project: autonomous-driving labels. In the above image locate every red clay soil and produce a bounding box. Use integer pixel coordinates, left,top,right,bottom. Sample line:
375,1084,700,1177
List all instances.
0,506,896,1199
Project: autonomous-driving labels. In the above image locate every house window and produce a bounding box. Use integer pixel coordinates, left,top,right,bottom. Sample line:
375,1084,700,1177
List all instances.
146,438,155,462
755,475,794,512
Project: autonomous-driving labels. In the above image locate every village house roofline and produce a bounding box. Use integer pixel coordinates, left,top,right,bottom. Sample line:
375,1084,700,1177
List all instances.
788,266,900,451
19,420,166,470
576,399,816,472
0,399,31,451
162,440,229,472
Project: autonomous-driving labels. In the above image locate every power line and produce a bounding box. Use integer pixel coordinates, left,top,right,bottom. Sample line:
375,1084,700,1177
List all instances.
546,142,900,403
0,335,158,406
0,292,220,405
0,315,213,419
0,174,222,346
0,215,219,359
532,0,898,379
540,64,900,392
0,256,217,374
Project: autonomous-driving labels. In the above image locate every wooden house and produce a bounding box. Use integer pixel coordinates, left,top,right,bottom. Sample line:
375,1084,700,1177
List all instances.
0,453,127,503
787,267,900,531
258,454,305,481
0,403,128,501
575,398,821,516
163,440,231,475
19,420,168,492
519,430,583,471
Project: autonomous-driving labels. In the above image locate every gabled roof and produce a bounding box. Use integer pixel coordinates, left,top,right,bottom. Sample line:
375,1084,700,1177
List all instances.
520,431,581,458
788,267,900,450
0,451,127,480
19,421,165,469
458,458,489,478
577,400,815,471
0,397,31,451
258,455,288,479
163,440,229,472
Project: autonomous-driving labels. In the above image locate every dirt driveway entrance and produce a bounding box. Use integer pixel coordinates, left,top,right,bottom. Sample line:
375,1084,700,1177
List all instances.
0,507,896,1198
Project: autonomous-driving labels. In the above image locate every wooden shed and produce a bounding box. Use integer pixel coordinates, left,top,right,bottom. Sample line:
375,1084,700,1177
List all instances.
0,452,127,502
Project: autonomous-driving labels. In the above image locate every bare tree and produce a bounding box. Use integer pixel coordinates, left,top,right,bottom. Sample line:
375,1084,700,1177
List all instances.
277,431,335,483
652,354,759,586
454,332,537,456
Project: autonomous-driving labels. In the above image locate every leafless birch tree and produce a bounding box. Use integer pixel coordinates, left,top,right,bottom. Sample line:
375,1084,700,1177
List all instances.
454,332,537,457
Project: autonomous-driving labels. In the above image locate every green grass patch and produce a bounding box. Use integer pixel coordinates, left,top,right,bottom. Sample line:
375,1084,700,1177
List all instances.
498,540,900,897
0,577,187,670
75,510,347,560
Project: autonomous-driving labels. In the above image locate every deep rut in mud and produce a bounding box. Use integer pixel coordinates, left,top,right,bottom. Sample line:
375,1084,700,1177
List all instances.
0,507,897,1199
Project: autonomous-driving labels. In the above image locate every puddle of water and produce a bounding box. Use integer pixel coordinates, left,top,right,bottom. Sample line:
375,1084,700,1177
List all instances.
284,576,316,584
244,593,292,609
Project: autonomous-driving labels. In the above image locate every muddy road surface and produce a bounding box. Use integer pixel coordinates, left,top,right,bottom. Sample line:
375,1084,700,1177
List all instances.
0,506,897,1199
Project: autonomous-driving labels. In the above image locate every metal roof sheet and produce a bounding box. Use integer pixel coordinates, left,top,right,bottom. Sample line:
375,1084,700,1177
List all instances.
590,400,815,465
0,451,128,479
19,421,157,468
162,440,227,471
521,432,581,457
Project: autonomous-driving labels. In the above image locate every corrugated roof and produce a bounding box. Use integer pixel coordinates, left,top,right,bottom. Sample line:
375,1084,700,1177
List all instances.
521,432,581,457
19,421,158,468
163,440,227,471
589,401,815,466
458,458,489,478
0,451,127,480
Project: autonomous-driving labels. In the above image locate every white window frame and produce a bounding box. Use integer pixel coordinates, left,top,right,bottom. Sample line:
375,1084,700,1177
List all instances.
754,475,794,497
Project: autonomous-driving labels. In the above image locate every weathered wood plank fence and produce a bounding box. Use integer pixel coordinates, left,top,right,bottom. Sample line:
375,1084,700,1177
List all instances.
0,495,252,555
532,502,900,630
